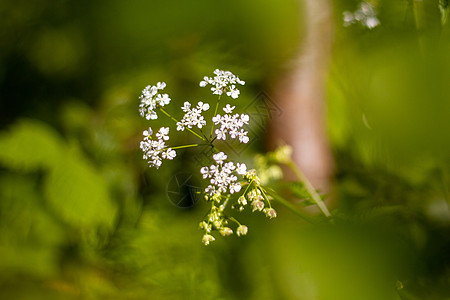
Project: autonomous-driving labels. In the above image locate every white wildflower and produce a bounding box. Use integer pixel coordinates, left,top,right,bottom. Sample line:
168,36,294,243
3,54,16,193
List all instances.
213,105,250,143
220,227,233,236
343,2,380,29
236,225,248,236
200,69,245,98
238,195,247,206
176,101,210,131
140,127,176,169
202,234,215,245
236,163,247,175
252,200,265,212
138,82,171,120
265,208,277,219
201,152,246,196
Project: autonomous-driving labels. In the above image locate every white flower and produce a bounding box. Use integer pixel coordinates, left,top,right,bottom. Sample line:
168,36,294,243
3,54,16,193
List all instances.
343,2,380,29
156,82,166,89
220,227,233,236
201,152,248,196
138,82,171,120
200,69,245,99
176,101,210,131
226,85,240,99
265,208,277,219
223,104,235,114
213,152,227,164
202,234,215,245
238,195,247,206
252,200,265,212
236,225,248,236
212,105,250,143
229,182,242,194
365,16,380,29
140,127,176,169
236,163,247,175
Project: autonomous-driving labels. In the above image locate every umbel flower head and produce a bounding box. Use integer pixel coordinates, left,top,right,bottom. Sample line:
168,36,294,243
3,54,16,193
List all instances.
138,69,278,246
139,82,171,120
212,104,250,143
140,127,176,168
200,69,245,99
176,101,210,131
200,152,247,197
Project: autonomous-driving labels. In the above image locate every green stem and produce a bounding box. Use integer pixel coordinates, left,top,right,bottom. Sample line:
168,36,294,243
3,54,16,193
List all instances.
257,185,272,209
169,143,202,150
159,107,206,141
210,95,221,138
286,160,331,218
412,0,425,54
265,190,316,224
241,180,254,197
229,216,241,226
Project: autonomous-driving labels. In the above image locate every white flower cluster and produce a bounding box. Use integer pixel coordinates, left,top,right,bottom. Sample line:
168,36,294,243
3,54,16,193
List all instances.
176,101,210,131
200,69,245,99
199,204,235,245
198,155,276,245
343,2,380,29
139,82,171,120
199,202,249,245
238,188,277,218
200,152,247,197
139,127,176,168
212,104,250,143
138,71,279,246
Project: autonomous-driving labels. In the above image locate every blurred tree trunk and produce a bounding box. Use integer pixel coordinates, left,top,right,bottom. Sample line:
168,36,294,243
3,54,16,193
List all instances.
269,0,334,197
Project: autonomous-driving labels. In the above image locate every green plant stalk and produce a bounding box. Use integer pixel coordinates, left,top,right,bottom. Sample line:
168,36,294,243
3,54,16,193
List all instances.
210,95,221,138
159,107,206,141
412,0,425,54
266,190,316,224
169,144,202,150
286,160,331,218
257,185,273,209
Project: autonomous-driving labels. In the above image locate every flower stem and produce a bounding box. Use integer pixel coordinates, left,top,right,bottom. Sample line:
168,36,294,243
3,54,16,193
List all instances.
159,107,206,141
169,143,203,150
286,160,331,218
229,216,241,226
257,185,272,209
265,190,316,224
210,95,221,138
241,179,254,196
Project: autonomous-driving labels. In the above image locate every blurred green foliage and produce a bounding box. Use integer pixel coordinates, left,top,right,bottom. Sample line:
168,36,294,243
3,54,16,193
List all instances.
0,0,449,299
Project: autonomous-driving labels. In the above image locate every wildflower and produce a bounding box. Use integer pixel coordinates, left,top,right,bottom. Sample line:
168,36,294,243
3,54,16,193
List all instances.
236,225,248,236
200,69,245,98
138,82,171,120
202,234,215,245
238,195,247,206
244,169,261,185
176,101,210,131
199,221,212,233
220,227,233,236
140,127,176,168
213,105,250,143
252,200,265,212
265,208,277,219
236,163,247,175
201,152,243,196
271,145,293,164
343,2,380,29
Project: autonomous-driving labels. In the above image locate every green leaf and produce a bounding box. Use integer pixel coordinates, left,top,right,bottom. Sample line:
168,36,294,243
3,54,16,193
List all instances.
0,119,64,171
44,149,117,230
